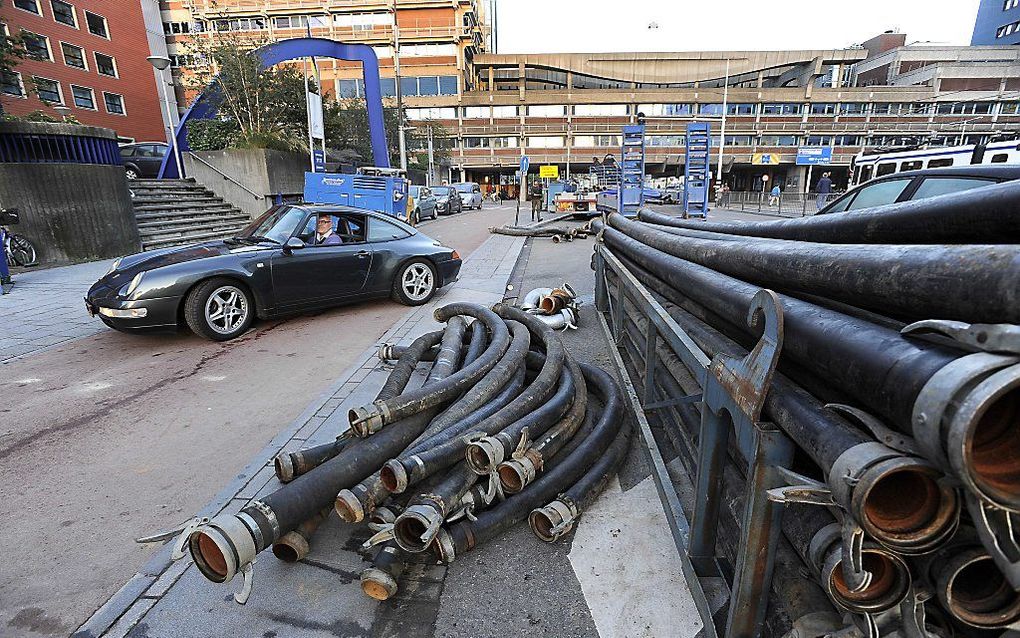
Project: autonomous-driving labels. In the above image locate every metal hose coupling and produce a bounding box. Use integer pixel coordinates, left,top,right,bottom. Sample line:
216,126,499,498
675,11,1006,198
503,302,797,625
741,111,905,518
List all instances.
529,497,580,542
430,526,458,564
188,513,258,589
334,488,366,523
348,401,389,437
465,434,508,475
272,531,310,563
393,501,445,553
377,343,397,362
496,451,541,494
909,347,1020,513
827,440,961,555
380,456,426,494
808,522,911,614
361,566,399,601
274,451,297,483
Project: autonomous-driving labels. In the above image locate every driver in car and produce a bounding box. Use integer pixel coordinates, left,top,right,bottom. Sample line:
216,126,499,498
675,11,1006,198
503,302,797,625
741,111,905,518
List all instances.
312,213,341,246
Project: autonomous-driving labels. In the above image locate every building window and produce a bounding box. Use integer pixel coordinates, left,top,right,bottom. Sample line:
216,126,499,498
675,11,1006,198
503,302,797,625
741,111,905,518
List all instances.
50,0,78,27
761,103,802,115
804,135,833,146
1005,0,1019,10
60,42,86,69
14,0,41,15
491,136,518,148
527,135,564,148
438,76,458,95
723,135,753,146
22,31,52,61
463,137,489,148
646,135,685,146
405,107,455,120
103,92,124,115
574,104,628,117
573,135,621,147
333,12,391,28
833,135,862,146
492,106,517,118
399,77,417,97
94,52,117,77
32,77,62,103
162,21,192,35
638,103,692,116
380,77,395,97
418,76,439,96
1001,102,1020,114
85,11,108,38
697,103,753,116
463,106,489,118
70,84,95,109
399,43,456,57
338,78,365,98
809,103,837,115
839,103,867,115
527,105,566,117
1,71,26,97
759,135,799,146
936,102,994,115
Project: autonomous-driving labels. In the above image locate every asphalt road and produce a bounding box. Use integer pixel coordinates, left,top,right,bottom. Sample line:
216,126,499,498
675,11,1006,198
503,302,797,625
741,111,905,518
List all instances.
0,204,514,638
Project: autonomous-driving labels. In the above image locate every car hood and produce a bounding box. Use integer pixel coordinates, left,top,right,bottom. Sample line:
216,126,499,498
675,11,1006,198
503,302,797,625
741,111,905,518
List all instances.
113,240,270,276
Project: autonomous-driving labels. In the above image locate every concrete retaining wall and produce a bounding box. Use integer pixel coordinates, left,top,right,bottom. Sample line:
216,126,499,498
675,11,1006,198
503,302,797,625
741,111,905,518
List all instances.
184,149,307,219
0,122,140,265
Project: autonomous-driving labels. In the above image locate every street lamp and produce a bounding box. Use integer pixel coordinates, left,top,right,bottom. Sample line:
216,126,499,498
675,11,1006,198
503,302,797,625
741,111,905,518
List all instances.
147,55,183,179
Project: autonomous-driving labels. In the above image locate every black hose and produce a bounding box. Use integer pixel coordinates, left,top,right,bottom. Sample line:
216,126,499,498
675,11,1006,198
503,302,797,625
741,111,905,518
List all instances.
274,437,351,484
609,213,1020,324
347,303,511,435
461,318,488,367
638,179,1020,244
529,417,632,541
435,364,623,562
392,462,479,553
381,311,561,493
597,224,960,432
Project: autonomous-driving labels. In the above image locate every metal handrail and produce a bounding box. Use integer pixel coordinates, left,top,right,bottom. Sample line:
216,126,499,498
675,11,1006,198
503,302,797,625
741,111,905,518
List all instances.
185,152,264,201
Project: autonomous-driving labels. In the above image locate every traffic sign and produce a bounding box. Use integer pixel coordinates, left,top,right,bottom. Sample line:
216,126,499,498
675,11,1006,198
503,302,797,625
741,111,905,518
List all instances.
752,153,780,166
539,165,559,179
520,156,530,176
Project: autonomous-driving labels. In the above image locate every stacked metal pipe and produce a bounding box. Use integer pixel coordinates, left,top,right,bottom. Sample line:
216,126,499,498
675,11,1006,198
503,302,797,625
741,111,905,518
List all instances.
593,191,1020,634
182,301,628,604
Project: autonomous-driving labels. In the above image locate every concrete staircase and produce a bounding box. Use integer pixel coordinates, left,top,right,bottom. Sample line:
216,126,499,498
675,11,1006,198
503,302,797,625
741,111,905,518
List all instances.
129,179,251,251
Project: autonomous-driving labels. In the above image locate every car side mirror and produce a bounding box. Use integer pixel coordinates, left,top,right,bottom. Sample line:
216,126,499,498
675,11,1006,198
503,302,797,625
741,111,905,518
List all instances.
284,237,305,253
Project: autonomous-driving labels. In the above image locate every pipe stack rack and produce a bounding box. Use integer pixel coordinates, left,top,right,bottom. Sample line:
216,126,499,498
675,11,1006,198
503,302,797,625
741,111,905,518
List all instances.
591,181,1020,637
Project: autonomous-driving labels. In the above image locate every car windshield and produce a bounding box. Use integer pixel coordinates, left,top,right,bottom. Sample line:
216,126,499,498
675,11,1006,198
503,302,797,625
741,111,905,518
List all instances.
437,189,451,198
239,206,306,243
455,184,473,193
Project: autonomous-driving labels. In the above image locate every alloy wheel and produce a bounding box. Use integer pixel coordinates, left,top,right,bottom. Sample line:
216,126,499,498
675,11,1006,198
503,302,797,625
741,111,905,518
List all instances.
204,285,249,335
402,264,434,302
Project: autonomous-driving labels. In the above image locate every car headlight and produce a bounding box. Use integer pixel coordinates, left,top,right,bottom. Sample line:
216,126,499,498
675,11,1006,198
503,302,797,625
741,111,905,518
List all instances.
119,271,146,298
106,258,123,277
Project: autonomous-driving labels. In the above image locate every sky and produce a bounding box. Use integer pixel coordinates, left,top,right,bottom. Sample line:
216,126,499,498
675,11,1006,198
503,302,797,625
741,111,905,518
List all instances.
491,0,981,53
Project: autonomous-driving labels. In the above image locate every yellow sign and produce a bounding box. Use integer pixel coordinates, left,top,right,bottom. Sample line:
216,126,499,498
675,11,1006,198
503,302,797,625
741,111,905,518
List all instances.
539,165,559,179
752,153,780,166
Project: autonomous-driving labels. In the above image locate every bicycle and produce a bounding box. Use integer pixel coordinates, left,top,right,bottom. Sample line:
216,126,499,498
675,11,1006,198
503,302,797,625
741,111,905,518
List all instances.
1,208,38,267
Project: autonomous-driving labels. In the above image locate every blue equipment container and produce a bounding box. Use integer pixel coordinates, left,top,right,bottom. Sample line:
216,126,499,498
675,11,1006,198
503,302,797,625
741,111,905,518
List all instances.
683,122,711,218
303,169,410,220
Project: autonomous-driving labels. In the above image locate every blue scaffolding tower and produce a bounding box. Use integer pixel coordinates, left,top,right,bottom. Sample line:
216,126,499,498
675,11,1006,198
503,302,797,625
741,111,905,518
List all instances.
619,125,646,217
684,122,711,218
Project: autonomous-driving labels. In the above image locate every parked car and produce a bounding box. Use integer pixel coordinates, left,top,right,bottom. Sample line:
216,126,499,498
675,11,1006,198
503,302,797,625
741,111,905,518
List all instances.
818,165,1020,214
85,205,462,341
408,185,439,223
119,142,169,180
435,186,463,215
454,182,483,210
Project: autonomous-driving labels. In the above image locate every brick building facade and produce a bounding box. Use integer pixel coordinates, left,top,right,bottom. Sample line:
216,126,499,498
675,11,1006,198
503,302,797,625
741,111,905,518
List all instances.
1,0,167,142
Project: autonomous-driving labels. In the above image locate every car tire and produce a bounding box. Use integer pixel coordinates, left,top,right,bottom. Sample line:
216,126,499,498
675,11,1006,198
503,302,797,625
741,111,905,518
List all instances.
184,278,255,341
125,167,139,180
412,208,421,225
392,259,437,306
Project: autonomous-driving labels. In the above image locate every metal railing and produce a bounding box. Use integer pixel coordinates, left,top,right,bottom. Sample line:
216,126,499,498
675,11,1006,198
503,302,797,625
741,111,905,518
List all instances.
594,244,797,637
719,191,843,218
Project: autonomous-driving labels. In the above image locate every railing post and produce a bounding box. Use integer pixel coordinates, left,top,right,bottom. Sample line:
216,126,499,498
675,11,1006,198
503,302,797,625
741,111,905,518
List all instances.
724,423,796,638
689,385,730,564
643,320,658,402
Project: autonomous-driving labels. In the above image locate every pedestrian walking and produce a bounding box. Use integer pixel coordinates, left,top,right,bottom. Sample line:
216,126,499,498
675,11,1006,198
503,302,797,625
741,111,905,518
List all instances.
530,181,544,222
720,183,731,208
0,225,12,293
768,184,781,207
816,172,832,210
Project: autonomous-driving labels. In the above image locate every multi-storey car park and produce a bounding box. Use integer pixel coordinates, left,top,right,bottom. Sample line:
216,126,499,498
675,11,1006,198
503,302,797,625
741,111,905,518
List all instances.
156,3,1020,195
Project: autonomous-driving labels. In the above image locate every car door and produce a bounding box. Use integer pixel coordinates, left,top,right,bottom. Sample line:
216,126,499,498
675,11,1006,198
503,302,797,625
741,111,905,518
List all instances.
421,188,436,217
136,145,166,177
269,211,374,309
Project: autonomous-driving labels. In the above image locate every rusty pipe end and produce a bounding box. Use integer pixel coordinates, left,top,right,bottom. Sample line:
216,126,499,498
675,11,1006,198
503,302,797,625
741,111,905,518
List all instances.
822,544,911,614
360,567,399,601
348,406,384,437
529,500,576,542
188,515,256,585
380,459,409,494
273,452,296,483
951,374,1020,512
271,531,310,563
853,457,960,555
393,503,443,553
936,547,1020,628
334,489,365,523
430,527,456,564
465,436,504,475
369,506,399,528
497,457,537,495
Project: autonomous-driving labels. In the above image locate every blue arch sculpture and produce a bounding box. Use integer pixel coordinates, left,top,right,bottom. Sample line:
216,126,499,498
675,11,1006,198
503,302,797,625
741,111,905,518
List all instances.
159,37,389,179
